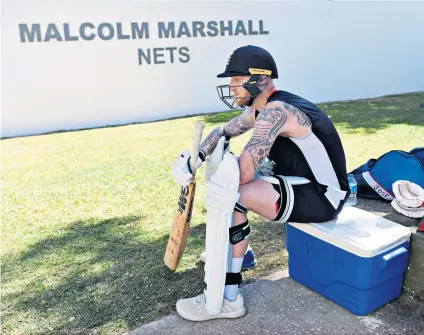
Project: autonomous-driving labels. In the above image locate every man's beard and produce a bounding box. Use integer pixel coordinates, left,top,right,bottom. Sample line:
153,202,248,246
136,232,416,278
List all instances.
235,95,252,107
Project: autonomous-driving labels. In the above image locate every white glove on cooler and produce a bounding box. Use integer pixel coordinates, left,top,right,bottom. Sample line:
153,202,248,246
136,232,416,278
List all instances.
172,150,203,186
391,180,424,218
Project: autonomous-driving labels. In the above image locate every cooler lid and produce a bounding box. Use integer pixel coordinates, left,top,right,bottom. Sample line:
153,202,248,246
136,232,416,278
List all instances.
288,206,411,257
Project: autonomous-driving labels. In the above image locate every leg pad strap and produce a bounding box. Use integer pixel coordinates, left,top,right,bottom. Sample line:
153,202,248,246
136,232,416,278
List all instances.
234,201,247,214
229,221,250,245
225,272,242,286
205,272,242,290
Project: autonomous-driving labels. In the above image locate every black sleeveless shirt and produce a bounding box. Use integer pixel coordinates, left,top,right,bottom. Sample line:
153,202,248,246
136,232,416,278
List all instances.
257,90,350,208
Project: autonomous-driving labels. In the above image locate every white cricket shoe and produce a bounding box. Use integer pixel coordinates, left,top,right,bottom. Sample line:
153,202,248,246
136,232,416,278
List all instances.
176,292,246,321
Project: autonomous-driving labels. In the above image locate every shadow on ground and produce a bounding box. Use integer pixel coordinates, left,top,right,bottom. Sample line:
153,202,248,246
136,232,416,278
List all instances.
2,215,286,334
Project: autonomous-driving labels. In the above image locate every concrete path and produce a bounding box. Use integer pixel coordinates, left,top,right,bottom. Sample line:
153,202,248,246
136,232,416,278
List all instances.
127,270,424,335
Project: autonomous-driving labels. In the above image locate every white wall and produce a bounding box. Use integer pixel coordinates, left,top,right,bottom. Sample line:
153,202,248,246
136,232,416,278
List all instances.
2,0,424,138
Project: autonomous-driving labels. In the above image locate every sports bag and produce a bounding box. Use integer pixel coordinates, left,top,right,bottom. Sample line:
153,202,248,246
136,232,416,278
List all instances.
349,147,424,201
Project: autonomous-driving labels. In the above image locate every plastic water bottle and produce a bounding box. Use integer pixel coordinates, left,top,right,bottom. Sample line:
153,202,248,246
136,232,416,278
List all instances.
347,174,357,206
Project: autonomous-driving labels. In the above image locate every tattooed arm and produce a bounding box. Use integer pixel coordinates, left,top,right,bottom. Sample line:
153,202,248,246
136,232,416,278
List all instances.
238,101,311,184
199,107,256,157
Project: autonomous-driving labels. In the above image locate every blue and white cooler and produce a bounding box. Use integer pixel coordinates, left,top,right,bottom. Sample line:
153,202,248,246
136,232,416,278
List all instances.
286,206,411,316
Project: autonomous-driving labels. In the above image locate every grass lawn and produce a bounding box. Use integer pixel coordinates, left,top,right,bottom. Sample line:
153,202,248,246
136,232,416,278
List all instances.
1,92,423,334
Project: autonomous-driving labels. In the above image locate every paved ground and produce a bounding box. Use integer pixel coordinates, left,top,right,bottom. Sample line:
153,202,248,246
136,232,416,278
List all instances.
127,270,424,335
127,198,423,335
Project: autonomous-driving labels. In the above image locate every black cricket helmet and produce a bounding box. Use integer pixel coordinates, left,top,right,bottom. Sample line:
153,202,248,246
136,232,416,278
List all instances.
216,45,278,109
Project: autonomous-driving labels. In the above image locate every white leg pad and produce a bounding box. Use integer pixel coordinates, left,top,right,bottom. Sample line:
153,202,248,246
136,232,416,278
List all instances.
204,152,240,314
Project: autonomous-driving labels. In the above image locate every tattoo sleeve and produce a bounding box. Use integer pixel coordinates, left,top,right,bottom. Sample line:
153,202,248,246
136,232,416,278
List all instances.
244,105,288,170
199,126,225,157
223,107,255,137
199,108,255,157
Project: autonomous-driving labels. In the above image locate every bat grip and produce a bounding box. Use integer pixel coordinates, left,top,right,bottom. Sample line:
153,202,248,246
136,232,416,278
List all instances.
190,122,204,177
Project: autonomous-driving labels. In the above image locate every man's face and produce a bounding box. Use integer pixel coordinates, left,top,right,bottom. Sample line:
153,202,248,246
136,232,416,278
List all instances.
229,76,251,107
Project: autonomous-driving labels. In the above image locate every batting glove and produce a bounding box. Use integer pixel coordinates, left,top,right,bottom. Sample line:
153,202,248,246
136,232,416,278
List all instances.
172,150,203,186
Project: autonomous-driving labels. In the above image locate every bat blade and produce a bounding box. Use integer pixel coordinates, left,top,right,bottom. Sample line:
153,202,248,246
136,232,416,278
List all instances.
164,122,204,271
164,182,196,270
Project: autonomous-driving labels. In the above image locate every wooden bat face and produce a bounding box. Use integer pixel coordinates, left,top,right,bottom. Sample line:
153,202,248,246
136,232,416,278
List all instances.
164,181,196,271
164,121,204,271
178,185,191,216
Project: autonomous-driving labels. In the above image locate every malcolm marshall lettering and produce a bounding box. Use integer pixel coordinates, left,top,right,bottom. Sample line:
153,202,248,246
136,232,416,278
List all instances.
18,20,269,65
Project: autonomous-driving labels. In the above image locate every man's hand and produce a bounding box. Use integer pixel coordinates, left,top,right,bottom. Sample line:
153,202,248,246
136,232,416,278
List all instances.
172,150,203,186
256,157,276,177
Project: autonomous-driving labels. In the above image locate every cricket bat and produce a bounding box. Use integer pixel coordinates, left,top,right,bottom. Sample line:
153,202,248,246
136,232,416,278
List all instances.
164,122,205,271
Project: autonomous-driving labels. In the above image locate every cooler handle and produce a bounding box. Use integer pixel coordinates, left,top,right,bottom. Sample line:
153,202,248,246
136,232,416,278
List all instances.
381,247,408,269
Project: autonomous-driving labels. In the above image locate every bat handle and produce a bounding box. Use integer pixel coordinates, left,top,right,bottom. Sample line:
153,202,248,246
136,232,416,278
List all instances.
190,122,205,177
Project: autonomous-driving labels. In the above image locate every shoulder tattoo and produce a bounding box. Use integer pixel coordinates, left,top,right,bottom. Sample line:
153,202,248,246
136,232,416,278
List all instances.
244,105,288,170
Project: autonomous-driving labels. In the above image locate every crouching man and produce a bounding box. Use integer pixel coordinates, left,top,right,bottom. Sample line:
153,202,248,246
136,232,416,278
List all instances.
172,45,350,321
